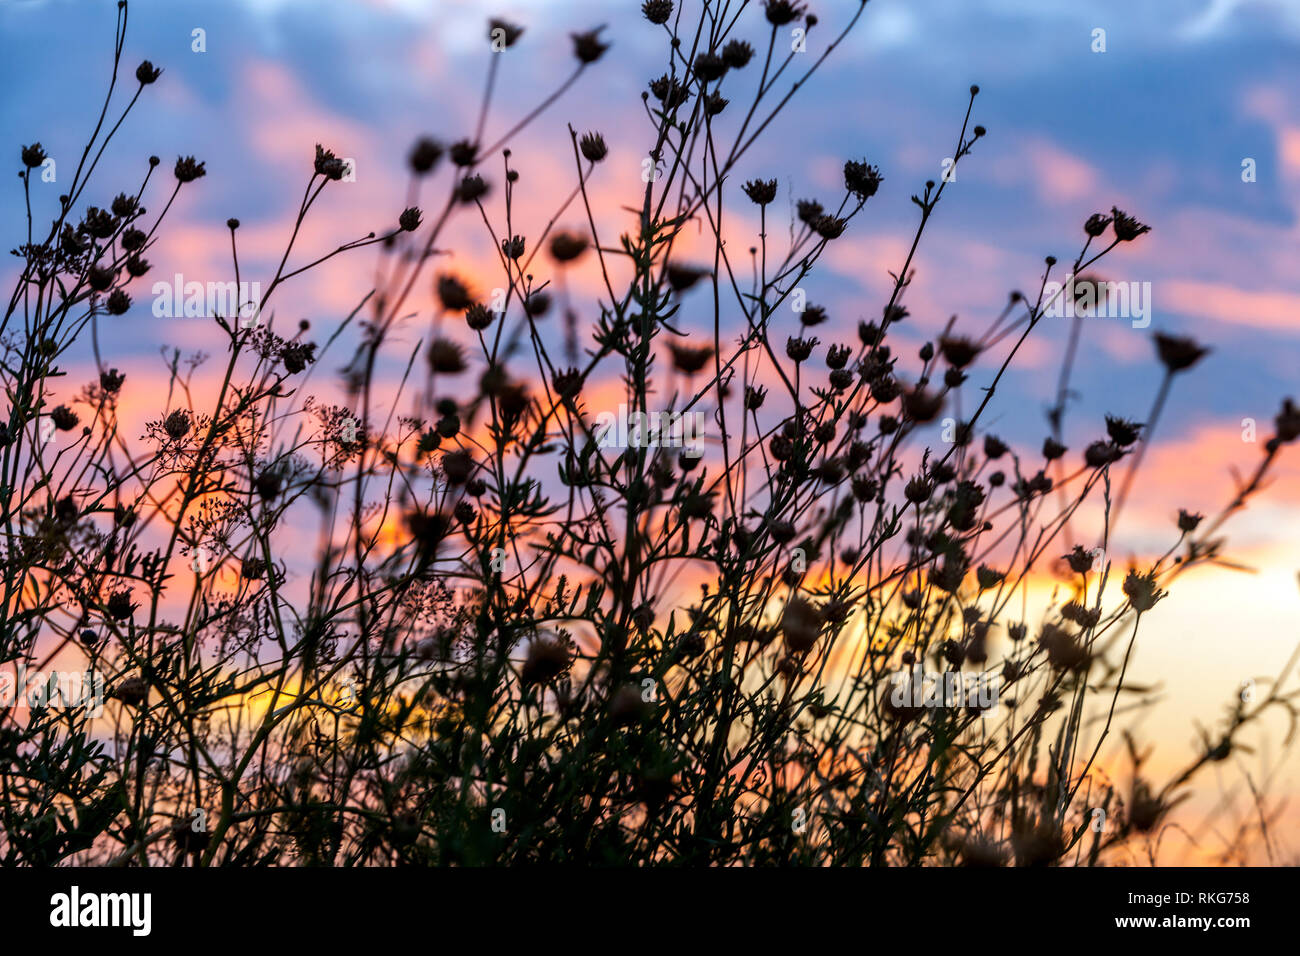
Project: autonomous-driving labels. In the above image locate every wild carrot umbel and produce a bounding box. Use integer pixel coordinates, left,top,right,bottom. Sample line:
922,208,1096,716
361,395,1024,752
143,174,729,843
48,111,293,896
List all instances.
1,0,1297,868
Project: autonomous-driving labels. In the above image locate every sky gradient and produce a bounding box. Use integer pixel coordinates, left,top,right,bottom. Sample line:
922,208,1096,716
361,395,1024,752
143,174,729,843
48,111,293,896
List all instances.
4,0,1299,861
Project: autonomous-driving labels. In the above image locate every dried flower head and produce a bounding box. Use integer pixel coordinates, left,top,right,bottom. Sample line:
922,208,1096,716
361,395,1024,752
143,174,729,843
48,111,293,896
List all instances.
437,275,473,312
1153,332,1209,373
174,156,206,183
488,18,524,48
765,0,806,26
399,207,422,232
1084,212,1112,237
642,0,673,25
549,231,589,263
1110,206,1151,242
21,143,47,168
571,26,610,64
164,409,191,440
1104,415,1143,447
427,339,468,374
844,159,882,200
743,178,777,205
579,131,608,163
1122,569,1165,612
408,136,444,175
723,39,754,68
51,405,80,431
669,343,714,375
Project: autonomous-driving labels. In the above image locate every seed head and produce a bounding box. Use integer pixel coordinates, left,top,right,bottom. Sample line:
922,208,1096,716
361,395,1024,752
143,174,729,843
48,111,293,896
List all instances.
1104,415,1143,447
743,178,777,205
449,139,478,167
465,303,494,331
522,634,571,685
901,386,944,422
764,0,805,26
800,304,828,327
579,131,608,163
843,159,882,200
427,338,467,374
782,597,823,653
502,235,526,260
1084,440,1123,468
642,0,673,25
693,52,728,83
1041,437,1067,461
1084,212,1112,237
937,334,980,369
1153,332,1209,373
796,198,824,225
549,231,589,263
105,289,131,315
571,26,610,64
408,136,444,175
669,343,714,375
1110,206,1151,242
21,143,46,168
164,409,191,440
174,156,206,183
812,214,846,240
100,368,125,393
135,60,162,84
399,207,422,232
106,589,137,622
488,18,524,48
786,336,816,363
722,39,754,68
1274,397,1300,443
1122,568,1165,612
51,405,80,431
457,174,489,203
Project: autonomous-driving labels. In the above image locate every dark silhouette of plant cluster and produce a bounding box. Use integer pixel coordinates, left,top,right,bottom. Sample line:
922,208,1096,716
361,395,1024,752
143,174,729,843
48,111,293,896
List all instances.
2,0,1297,867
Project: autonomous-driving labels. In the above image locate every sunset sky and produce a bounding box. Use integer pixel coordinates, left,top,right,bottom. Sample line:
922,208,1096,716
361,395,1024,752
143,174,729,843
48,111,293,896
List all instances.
4,0,1299,860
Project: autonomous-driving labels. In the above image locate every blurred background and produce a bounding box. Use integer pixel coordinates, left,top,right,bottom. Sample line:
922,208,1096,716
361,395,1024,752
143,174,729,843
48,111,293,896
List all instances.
3,0,1298,861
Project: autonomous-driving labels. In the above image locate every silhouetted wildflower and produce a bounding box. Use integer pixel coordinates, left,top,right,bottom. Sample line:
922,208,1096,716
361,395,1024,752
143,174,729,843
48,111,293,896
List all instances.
1105,415,1143,446
174,156,206,182
579,131,608,162
549,231,589,262
723,39,754,68
1153,332,1208,373
765,0,805,26
844,160,882,200
642,1,673,25
743,178,777,204
51,405,79,431
1084,212,1112,237
1123,569,1165,612
408,136,444,174
571,27,610,64
488,18,524,48
1110,206,1150,242
669,343,713,374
